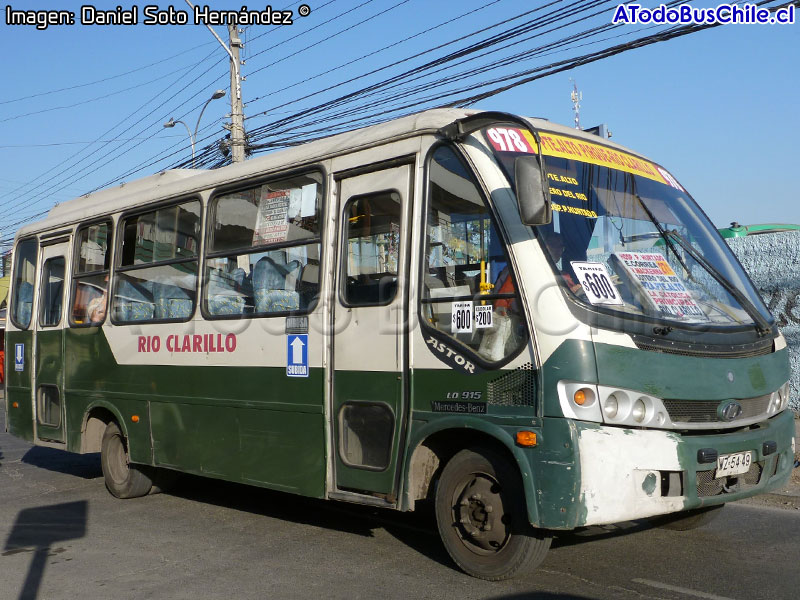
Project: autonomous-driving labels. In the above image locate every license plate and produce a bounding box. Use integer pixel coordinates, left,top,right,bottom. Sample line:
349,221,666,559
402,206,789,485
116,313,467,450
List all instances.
716,451,753,478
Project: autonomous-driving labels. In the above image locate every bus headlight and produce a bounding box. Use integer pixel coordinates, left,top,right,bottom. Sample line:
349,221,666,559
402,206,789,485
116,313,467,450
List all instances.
558,382,672,428
770,382,791,414
557,382,603,422
632,398,647,423
778,382,790,412
603,394,619,419
597,387,669,428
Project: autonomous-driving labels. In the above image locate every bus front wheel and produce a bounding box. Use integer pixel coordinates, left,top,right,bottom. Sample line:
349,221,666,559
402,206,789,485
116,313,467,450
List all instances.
101,422,153,499
435,446,551,580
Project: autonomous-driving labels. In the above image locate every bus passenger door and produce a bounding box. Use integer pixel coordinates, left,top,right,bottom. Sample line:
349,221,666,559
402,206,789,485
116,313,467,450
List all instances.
332,162,412,498
33,240,70,444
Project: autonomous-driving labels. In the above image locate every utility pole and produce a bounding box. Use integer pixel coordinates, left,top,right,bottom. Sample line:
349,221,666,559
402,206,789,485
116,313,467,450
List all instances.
227,24,246,163
184,1,246,163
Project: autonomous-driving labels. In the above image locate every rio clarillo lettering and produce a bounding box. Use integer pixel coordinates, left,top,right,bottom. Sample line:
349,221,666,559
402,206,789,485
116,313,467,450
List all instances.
612,4,795,25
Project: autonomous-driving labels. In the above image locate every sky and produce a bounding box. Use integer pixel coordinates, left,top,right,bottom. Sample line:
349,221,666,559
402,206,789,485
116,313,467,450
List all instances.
0,0,798,246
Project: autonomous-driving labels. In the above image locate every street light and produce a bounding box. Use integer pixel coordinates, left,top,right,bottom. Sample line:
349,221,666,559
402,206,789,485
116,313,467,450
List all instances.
164,89,226,168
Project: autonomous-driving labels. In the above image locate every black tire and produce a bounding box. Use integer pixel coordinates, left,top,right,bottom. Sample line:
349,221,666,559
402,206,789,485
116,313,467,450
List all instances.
435,446,551,580
655,504,724,531
101,421,153,499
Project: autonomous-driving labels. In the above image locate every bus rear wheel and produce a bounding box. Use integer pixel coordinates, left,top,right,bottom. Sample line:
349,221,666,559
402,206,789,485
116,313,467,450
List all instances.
435,446,551,580
101,422,153,499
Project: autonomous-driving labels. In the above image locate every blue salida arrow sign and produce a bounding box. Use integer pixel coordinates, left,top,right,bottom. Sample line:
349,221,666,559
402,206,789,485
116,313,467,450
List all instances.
286,334,308,378
14,343,24,372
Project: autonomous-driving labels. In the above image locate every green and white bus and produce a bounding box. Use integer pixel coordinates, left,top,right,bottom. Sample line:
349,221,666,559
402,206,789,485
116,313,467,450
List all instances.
4,109,795,580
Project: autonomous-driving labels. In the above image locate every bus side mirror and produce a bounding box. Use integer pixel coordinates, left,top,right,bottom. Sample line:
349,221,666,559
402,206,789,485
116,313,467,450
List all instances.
514,155,552,226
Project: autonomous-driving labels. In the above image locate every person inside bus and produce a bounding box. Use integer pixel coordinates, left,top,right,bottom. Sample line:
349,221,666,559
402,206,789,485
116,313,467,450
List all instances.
543,231,583,294
87,276,109,323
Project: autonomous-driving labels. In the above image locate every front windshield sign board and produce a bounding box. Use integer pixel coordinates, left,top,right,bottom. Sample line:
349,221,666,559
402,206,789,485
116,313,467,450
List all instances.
570,262,623,306
615,251,708,322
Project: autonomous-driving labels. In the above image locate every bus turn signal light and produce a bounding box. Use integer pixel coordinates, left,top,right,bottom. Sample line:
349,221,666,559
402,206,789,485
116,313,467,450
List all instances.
573,390,587,405
131,415,140,423
12,402,19,408
516,431,537,447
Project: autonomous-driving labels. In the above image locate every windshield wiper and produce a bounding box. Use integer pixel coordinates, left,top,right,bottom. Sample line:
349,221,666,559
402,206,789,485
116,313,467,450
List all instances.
662,229,772,337
631,193,771,336
632,194,694,282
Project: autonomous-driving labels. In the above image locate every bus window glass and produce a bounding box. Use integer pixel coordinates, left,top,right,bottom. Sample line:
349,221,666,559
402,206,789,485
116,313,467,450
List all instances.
113,200,201,323
205,173,322,317
71,222,112,326
11,238,38,329
482,127,773,335
342,191,401,306
421,146,527,363
40,257,65,327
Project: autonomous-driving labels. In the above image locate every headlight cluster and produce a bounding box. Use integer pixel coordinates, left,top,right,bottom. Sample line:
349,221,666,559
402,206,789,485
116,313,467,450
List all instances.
557,382,669,427
557,380,792,430
768,381,790,415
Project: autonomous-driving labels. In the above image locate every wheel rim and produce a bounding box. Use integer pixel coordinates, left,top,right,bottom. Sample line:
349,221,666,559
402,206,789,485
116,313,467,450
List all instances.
451,471,511,555
106,433,130,485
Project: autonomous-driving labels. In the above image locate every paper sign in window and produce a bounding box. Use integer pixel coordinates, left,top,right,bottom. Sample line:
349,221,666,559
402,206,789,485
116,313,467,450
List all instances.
253,189,290,245
570,262,623,306
452,301,473,333
614,251,708,321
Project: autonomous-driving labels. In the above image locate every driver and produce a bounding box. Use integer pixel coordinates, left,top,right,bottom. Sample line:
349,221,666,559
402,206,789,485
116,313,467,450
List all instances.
543,231,583,294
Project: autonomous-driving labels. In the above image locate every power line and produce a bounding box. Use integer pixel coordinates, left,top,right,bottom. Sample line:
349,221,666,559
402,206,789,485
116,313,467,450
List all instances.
244,0,506,109
0,49,227,218
0,135,187,149
0,62,205,124
0,41,214,105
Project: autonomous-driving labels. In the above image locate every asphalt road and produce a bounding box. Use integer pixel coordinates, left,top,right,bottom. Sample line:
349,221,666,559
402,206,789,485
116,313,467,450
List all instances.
2,408,799,600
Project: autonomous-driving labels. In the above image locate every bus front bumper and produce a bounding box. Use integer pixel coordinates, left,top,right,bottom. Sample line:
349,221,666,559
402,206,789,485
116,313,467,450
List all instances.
573,409,795,527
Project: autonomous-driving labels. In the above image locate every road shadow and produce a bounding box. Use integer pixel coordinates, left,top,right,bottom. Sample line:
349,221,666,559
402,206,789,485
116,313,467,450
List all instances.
167,473,453,569
3,500,88,600
20,447,101,480
487,594,597,600
550,520,657,549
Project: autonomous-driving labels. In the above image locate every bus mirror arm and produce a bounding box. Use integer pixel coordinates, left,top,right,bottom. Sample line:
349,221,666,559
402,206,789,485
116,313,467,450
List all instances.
515,154,552,226
437,112,551,224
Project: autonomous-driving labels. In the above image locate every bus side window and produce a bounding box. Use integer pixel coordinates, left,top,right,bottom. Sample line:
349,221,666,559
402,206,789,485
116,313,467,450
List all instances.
420,145,528,364
70,222,112,326
112,200,201,324
204,172,323,318
341,191,402,306
40,257,65,327
10,238,38,329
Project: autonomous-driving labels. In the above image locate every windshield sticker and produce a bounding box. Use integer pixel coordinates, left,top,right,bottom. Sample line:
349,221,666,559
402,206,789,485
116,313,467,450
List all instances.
551,202,598,219
570,262,623,306
547,172,589,204
485,127,537,154
614,251,708,321
474,305,493,329
538,133,667,184
451,301,473,333
656,167,685,192
253,189,290,245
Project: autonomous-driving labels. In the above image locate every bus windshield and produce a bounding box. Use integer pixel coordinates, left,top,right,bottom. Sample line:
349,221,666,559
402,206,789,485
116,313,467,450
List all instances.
481,126,773,334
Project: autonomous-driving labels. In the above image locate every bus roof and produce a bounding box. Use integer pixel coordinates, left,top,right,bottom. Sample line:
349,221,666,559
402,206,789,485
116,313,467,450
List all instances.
16,108,655,240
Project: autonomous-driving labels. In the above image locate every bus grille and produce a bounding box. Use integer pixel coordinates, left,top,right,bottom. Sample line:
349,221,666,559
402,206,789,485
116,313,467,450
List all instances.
695,462,763,497
487,363,535,407
663,395,771,423
633,341,772,359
